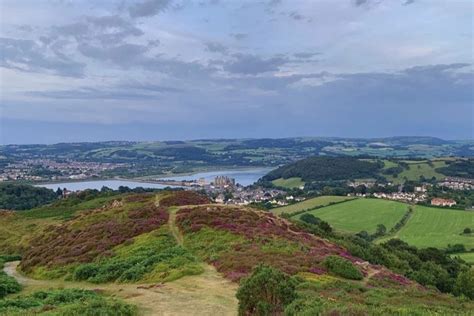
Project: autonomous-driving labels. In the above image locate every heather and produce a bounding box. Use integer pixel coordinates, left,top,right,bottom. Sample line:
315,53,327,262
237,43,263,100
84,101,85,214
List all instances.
20,195,169,275
176,206,402,283
159,191,210,207
0,289,136,315
284,272,474,315
72,228,203,283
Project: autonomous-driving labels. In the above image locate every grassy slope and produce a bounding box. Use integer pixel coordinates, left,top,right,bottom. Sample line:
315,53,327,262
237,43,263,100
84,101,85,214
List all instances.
271,177,304,189
272,196,353,215
295,199,408,234
385,205,474,249
452,252,474,264
176,205,473,315
386,160,447,184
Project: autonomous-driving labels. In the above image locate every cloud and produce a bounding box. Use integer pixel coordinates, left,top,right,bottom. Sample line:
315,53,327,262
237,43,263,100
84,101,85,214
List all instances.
54,15,144,44
204,41,228,54
26,82,182,100
128,0,172,18
293,52,320,59
230,33,247,40
223,54,288,75
289,11,304,21
0,37,85,77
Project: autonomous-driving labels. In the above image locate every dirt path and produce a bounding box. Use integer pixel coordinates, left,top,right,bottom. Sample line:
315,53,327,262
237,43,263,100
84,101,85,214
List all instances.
168,207,184,246
5,261,237,316
4,200,239,315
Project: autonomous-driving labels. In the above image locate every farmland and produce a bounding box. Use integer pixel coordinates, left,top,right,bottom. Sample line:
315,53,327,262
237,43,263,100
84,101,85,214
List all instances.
384,159,448,184
271,195,353,215
294,198,409,234
384,205,474,249
453,252,474,264
271,177,304,189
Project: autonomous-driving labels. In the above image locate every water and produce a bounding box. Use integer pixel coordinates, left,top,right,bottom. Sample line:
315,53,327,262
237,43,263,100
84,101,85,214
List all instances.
36,168,272,191
159,168,273,186
37,179,174,191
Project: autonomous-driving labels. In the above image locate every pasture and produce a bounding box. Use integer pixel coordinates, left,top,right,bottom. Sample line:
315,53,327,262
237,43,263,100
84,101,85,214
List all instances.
387,205,474,249
294,198,408,234
271,177,305,189
452,252,474,264
272,195,353,215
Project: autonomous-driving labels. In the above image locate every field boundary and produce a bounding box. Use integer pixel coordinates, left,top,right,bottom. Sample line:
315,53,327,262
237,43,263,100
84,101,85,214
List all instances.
287,198,357,219
377,205,414,241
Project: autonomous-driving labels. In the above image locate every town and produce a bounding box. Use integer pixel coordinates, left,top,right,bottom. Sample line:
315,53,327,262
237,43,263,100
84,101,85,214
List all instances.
0,159,129,182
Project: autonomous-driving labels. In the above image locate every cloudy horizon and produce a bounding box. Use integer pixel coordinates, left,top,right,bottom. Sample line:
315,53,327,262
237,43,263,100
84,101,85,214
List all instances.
0,0,473,144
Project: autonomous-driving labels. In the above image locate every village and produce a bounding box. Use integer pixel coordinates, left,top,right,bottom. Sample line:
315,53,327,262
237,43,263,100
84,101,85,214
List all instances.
0,159,128,182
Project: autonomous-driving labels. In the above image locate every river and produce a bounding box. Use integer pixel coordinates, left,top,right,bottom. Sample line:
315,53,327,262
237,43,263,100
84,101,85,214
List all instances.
36,167,273,191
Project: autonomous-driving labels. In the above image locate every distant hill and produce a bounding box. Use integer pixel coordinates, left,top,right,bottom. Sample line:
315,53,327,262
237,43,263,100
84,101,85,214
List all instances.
262,156,474,189
262,156,384,183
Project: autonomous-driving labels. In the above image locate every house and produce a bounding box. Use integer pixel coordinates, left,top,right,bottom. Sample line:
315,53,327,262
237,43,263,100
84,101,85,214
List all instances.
431,198,457,207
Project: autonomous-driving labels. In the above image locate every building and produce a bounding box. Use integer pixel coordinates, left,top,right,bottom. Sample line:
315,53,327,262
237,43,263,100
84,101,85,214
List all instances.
431,198,457,207
213,176,235,187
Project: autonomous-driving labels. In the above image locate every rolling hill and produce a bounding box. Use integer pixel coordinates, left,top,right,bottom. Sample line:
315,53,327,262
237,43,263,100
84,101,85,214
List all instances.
0,191,472,314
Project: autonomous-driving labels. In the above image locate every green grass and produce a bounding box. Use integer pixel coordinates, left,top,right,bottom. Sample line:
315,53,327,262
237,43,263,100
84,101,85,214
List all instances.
386,160,447,184
452,252,474,264
385,205,474,250
271,177,305,189
21,195,121,220
295,199,408,234
272,196,353,215
0,288,136,315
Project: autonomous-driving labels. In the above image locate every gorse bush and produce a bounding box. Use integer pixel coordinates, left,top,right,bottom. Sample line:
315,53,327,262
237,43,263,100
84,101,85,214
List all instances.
0,288,136,315
236,265,297,316
323,256,363,280
0,260,21,298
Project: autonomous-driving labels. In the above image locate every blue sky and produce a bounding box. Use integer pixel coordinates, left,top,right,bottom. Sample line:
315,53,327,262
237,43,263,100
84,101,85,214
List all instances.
0,0,472,144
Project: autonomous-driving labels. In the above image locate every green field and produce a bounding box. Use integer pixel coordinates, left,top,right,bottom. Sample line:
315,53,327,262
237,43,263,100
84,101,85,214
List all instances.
386,160,447,184
452,252,474,264
272,195,353,215
386,205,474,249
295,199,408,234
271,177,305,189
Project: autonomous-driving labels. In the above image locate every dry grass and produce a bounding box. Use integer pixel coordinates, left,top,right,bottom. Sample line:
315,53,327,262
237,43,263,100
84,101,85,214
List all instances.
5,261,238,316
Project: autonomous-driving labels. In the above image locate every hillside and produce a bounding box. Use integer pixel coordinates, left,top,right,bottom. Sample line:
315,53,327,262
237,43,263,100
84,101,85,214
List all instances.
264,156,474,188
262,157,383,184
0,191,472,314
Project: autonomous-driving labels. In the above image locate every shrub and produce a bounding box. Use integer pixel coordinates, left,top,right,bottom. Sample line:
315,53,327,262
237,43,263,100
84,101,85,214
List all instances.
0,261,22,298
236,265,297,316
454,270,474,300
0,289,137,315
323,256,363,280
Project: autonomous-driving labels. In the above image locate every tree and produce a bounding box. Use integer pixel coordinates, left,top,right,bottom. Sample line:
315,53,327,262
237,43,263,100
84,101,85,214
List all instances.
463,228,472,234
375,224,387,236
56,187,63,197
454,270,474,300
300,213,320,225
236,265,297,316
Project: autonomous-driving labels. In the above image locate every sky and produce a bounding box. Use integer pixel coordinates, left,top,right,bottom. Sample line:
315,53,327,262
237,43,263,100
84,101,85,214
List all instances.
0,0,473,144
